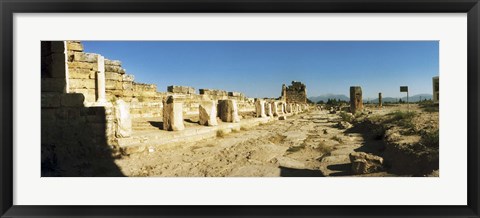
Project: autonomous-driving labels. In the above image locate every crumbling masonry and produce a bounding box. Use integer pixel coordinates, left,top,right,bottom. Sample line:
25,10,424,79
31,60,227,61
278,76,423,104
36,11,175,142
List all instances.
41,41,312,175
281,81,307,104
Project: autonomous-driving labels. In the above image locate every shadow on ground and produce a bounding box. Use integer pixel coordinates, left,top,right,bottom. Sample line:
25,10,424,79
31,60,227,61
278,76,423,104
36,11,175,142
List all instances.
148,121,164,130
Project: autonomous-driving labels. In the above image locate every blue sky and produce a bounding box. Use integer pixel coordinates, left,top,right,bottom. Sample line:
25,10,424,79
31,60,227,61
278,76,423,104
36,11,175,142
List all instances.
82,41,439,99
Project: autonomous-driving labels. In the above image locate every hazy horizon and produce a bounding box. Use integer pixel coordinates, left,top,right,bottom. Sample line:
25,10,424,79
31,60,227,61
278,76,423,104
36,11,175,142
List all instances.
82,41,439,99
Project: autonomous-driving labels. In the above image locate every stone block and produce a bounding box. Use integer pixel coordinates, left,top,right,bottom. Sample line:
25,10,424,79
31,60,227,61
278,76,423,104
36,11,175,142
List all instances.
73,52,97,63
69,78,96,89
199,101,218,126
71,89,96,103
105,71,123,81
105,65,126,74
69,62,97,70
167,85,195,94
105,80,123,90
350,86,363,114
228,91,242,97
218,99,240,123
163,96,185,131
114,99,132,137
60,93,85,107
69,68,91,79
199,89,227,96
43,53,67,79
105,59,122,66
41,93,61,108
49,41,66,53
122,74,134,82
255,99,267,118
41,78,66,93
67,41,83,51
349,152,384,174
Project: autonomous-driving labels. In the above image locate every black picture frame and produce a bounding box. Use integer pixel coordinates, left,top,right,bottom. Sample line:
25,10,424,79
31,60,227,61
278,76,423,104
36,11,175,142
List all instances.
1,0,479,217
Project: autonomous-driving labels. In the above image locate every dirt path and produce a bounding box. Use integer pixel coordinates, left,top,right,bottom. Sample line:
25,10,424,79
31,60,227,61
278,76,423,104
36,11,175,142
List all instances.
114,110,390,177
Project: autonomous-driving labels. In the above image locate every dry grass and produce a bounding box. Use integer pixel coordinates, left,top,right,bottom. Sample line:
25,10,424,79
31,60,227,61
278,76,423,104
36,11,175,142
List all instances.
331,135,343,143
286,144,306,153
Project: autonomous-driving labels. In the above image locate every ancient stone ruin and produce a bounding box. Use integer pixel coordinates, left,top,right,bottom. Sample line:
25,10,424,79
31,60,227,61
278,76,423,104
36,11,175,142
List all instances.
350,86,363,114
378,92,382,108
41,41,313,176
281,81,307,104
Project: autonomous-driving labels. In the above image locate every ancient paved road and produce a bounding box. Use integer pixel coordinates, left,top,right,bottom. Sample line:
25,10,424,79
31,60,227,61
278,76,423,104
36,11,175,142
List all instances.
115,110,386,177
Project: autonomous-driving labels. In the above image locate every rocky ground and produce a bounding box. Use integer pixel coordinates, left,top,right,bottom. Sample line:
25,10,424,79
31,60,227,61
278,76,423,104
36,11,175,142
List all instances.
114,103,439,177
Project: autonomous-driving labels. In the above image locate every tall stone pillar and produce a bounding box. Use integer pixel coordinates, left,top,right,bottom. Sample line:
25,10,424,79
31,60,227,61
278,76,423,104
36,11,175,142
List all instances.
265,101,273,117
272,101,279,116
218,99,240,123
114,99,132,138
95,55,107,105
350,86,363,114
199,100,218,126
163,96,185,131
278,102,287,120
255,99,267,118
378,92,383,108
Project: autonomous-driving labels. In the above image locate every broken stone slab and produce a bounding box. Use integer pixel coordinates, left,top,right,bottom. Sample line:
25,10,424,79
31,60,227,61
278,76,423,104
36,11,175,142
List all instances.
336,121,353,129
199,89,227,96
349,152,384,174
278,115,287,120
115,99,132,138
163,96,185,131
167,85,195,94
218,99,240,123
199,100,218,126
255,99,267,118
105,59,122,66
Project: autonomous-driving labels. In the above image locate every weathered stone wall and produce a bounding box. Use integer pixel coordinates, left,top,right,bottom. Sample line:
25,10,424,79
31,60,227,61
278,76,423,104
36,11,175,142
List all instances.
42,41,68,93
282,81,307,103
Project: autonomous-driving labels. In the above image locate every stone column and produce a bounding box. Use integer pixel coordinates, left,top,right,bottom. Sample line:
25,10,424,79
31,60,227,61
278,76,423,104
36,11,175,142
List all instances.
199,100,218,126
114,99,132,138
350,86,363,114
163,96,185,131
265,101,273,117
255,99,267,118
272,101,279,116
278,102,287,120
378,92,382,108
95,55,107,105
218,99,240,123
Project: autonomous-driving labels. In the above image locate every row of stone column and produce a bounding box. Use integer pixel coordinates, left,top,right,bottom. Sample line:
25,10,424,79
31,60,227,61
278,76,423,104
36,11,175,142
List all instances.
162,97,241,131
255,99,309,119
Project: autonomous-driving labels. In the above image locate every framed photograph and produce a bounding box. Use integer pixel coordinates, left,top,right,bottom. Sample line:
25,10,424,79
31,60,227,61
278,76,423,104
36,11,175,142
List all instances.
1,0,479,217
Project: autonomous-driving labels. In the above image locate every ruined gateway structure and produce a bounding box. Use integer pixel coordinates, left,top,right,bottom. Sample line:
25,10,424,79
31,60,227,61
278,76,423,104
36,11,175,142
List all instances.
281,81,307,104
41,41,311,176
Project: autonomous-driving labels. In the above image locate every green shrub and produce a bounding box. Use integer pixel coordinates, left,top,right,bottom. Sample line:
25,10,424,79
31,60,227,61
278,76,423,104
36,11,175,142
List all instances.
388,111,416,129
339,111,354,123
420,130,439,148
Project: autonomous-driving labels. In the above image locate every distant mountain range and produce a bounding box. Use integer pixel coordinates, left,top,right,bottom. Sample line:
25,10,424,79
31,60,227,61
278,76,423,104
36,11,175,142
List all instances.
308,94,350,103
308,94,433,103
